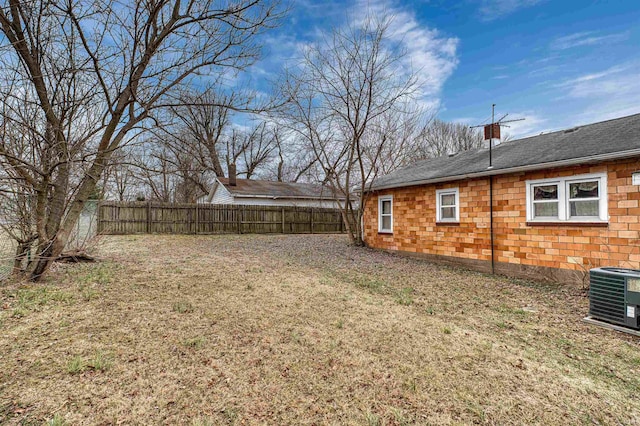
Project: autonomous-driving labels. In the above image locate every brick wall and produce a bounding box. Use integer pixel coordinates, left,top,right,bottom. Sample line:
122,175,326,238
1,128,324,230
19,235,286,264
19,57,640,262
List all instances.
364,158,640,283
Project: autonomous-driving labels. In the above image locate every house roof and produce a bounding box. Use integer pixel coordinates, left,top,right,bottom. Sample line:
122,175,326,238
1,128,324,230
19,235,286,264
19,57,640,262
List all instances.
217,178,344,200
370,113,640,191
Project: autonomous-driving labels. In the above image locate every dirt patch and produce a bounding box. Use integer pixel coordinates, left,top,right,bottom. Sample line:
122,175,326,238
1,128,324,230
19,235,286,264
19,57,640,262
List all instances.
1,234,639,425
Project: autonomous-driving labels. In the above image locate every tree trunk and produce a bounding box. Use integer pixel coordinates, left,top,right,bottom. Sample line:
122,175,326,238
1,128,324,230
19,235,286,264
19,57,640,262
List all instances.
341,207,356,245
28,148,109,281
12,241,31,275
205,139,226,178
29,238,57,280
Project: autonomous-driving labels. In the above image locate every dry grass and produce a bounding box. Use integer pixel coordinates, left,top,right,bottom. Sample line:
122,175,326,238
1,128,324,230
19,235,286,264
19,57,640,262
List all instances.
1,234,639,425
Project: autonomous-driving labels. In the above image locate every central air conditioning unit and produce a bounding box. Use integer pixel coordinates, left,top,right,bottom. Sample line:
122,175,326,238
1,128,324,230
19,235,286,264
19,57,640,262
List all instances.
589,267,640,330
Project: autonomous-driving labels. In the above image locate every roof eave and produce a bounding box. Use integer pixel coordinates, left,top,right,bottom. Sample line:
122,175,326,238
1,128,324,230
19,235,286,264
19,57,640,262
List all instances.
216,177,347,200
231,193,346,201
369,148,640,192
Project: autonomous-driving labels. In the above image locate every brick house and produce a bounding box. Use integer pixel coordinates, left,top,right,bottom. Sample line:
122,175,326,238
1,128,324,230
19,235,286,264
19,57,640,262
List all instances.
364,113,640,284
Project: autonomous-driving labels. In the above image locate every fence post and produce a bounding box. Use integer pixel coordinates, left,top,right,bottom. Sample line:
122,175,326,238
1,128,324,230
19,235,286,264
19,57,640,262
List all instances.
146,201,151,234
281,207,285,234
96,202,102,234
236,205,242,234
195,203,199,235
310,207,314,234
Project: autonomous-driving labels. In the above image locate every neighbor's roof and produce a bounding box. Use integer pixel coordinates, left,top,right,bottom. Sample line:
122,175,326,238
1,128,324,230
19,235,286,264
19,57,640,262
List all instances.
371,113,640,191
217,178,345,200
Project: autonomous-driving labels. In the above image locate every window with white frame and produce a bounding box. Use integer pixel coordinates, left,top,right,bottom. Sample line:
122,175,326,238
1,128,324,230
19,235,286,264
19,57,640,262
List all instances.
525,173,608,222
436,188,459,223
378,195,393,233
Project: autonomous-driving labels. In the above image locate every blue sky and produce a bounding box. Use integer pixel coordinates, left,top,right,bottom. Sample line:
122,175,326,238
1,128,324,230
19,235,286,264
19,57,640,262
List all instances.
254,0,640,138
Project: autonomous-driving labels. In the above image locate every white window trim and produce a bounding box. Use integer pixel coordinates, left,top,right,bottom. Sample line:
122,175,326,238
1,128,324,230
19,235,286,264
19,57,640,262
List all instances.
436,188,460,223
378,195,393,233
525,172,608,223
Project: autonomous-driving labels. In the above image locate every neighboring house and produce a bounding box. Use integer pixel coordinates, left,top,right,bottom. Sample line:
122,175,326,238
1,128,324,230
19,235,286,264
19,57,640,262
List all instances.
198,167,346,209
364,113,640,283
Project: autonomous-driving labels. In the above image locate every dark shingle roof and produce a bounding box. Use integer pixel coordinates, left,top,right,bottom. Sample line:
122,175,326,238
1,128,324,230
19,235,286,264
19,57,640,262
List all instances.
218,178,343,200
371,113,640,190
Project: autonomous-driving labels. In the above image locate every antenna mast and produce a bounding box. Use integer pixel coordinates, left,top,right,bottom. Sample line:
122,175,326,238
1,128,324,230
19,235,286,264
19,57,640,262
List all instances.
471,105,525,169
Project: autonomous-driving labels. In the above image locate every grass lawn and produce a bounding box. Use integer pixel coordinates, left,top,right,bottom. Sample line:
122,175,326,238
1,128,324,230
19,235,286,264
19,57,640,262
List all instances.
1,234,639,425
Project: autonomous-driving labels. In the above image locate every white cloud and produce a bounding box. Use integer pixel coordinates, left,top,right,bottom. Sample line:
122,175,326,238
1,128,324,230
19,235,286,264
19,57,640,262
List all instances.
572,102,640,126
502,112,547,139
478,0,543,21
251,0,459,116
354,0,460,109
548,62,640,126
494,62,640,138
521,31,637,130
555,63,639,99
551,31,628,50
449,117,478,125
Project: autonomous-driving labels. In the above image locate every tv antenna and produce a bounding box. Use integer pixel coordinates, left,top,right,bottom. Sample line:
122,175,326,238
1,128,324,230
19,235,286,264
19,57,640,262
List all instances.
471,104,525,168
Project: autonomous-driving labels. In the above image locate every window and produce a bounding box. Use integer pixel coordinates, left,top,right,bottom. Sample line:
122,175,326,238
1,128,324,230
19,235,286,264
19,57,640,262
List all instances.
531,183,559,219
526,173,607,223
436,188,459,223
568,180,600,218
378,195,393,233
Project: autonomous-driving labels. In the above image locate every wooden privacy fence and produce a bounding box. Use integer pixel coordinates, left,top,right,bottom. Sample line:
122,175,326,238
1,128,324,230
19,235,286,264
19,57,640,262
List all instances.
97,202,352,235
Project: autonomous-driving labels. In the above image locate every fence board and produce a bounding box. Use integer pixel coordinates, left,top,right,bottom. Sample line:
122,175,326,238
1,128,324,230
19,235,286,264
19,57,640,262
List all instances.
97,202,353,235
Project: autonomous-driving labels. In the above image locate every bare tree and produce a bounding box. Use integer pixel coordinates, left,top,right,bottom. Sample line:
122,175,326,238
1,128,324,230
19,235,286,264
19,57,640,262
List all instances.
0,0,282,279
0,170,36,276
412,119,484,160
100,149,137,201
148,86,284,201
227,122,278,179
365,105,435,175
129,113,282,202
126,132,211,203
170,89,239,178
501,132,514,143
131,144,176,202
272,130,319,182
279,15,419,245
